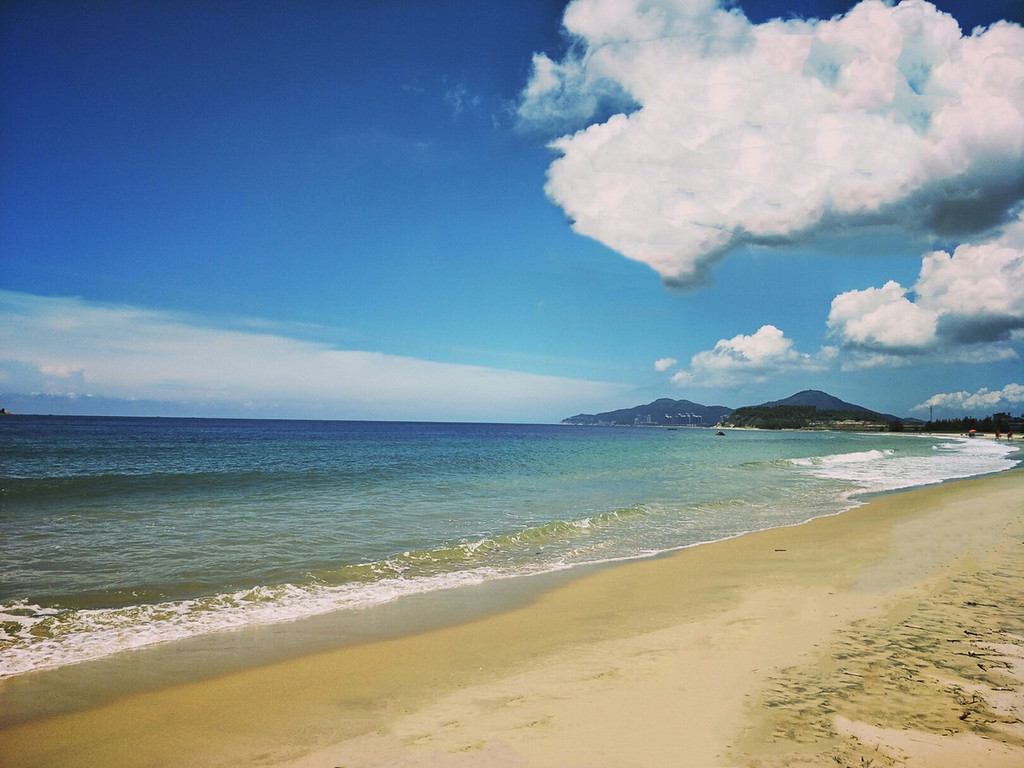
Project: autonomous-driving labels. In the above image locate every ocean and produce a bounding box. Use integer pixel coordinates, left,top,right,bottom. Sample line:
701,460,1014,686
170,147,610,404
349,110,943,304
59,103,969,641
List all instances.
1,415,1019,679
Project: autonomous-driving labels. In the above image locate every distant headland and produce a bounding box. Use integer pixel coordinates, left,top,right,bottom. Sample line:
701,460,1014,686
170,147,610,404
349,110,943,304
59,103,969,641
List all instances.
561,397,733,427
562,390,913,431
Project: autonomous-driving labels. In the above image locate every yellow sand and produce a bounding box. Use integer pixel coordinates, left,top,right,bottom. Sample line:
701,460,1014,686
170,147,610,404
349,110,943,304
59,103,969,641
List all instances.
1,469,1021,767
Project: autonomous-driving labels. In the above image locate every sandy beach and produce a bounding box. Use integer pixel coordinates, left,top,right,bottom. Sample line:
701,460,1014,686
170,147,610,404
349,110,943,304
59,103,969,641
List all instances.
1,468,1021,767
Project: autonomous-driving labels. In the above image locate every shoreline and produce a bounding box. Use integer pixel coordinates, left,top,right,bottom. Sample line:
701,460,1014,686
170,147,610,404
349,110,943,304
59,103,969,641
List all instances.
1,468,1021,766
7,429,1004,686
0,435,1007,694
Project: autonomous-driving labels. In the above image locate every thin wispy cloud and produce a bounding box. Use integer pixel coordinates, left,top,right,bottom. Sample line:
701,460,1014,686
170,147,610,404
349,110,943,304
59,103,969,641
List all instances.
519,0,1024,289
444,80,482,118
0,291,627,421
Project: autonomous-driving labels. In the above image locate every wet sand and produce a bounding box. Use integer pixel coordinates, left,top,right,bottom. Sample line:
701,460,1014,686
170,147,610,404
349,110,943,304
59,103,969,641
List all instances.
1,469,1021,767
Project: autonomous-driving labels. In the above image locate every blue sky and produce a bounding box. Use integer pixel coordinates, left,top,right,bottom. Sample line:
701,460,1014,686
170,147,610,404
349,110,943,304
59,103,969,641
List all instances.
2,0,1023,422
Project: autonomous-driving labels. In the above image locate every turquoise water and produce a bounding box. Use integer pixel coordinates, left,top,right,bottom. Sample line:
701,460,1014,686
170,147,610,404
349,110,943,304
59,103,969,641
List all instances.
1,415,1018,677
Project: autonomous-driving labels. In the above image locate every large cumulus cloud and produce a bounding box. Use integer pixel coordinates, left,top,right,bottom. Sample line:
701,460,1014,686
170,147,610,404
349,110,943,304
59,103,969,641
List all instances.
519,0,1024,288
669,323,826,386
828,210,1024,364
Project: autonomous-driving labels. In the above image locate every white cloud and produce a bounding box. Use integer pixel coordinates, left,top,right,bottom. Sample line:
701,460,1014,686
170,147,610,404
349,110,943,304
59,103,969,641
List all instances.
669,324,821,387
828,280,939,349
654,356,677,371
519,0,1024,288
0,291,628,421
827,210,1024,364
1006,382,1024,402
444,81,482,118
916,236,1024,343
913,382,1024,412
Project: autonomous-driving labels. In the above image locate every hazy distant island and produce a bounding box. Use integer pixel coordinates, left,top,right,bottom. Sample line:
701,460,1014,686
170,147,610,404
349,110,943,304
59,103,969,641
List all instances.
561,397,734,427
563,390,914,431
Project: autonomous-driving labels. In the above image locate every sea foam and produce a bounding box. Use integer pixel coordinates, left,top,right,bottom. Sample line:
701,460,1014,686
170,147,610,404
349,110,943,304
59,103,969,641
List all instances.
789,437,1018,492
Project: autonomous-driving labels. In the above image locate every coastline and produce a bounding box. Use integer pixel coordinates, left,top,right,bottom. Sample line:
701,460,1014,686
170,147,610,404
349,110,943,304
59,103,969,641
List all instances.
0,468,1021,767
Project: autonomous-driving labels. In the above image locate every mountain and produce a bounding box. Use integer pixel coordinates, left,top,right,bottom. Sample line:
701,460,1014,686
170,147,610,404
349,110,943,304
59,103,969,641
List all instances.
724,390,903,430
760,390,871,413
561,398,733,427
764,390,904,422
562,390,907,430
